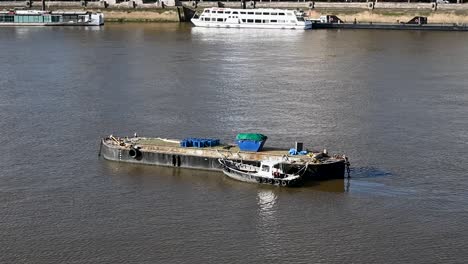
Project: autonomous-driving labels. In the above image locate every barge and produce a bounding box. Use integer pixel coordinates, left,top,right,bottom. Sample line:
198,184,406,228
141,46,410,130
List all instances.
99,135,349,181
311,15,468,32
0,10,104,26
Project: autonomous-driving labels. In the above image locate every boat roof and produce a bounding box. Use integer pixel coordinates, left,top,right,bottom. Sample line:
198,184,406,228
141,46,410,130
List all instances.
1,10,93,15
205,7,297,12
51,11,90,15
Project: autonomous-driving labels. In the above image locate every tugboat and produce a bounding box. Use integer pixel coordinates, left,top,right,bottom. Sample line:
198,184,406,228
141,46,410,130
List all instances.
218,158,306,187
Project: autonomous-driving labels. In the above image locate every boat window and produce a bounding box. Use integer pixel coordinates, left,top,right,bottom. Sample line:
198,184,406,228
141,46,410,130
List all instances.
240,12,246,14
263,20,269,23
297,16,304,21
241,19,246,22
255,12,261,15
233,11,238,14
225,11,231,14
247,12,254,15
204,10,210,13
261,165,270,172
262,12,270,15
217,11,223,14
279,13,285,16
247,19,253,23
217,18,223,22
255,19,261,23
0,15,14,22
271,12,278,15
211,18,217,21
271,20,277,23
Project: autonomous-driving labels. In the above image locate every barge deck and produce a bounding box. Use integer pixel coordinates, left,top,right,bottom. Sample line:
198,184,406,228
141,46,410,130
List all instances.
312,22,468,31
100,136,348,180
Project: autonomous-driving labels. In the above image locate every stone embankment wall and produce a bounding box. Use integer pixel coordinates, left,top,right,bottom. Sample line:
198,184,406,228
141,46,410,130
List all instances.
2,1,468,23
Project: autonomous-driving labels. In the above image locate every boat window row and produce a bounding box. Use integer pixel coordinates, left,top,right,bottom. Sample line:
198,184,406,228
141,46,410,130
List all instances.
0,14,62,23
204,10,292,16
0,15,14,22
201,17,293,23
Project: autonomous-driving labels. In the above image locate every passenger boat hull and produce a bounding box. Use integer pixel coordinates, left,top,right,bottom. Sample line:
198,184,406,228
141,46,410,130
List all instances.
192,20,311,30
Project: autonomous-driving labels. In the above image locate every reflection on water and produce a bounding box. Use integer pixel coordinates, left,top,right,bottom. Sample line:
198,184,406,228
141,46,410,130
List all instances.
257,189,277,218
255,189,280,248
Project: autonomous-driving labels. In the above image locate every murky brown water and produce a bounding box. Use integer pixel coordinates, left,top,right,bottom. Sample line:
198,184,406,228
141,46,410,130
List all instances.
1,23,468,263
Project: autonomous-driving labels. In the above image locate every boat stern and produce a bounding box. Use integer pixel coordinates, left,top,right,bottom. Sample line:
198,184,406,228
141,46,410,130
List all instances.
90,12,104,26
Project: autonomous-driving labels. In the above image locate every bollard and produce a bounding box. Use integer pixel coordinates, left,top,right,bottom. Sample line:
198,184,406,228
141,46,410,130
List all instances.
128,0,136,8
100,1,109,8
309,1,314,9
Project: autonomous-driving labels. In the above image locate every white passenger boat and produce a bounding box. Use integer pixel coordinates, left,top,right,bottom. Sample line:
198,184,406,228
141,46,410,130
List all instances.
191,8,312,30
218,158,305,187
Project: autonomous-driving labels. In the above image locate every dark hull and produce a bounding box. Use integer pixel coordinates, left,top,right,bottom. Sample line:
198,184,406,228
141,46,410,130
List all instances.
312,23,468,31
100,140,346,180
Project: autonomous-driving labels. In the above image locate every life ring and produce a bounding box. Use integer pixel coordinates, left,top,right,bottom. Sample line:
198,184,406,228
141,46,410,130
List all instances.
281,181,287,186
129,147,141,159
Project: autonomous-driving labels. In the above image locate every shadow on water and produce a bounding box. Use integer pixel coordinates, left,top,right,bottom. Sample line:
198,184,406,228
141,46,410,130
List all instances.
101,158,402,195
101,159,353,193
302,179,348,193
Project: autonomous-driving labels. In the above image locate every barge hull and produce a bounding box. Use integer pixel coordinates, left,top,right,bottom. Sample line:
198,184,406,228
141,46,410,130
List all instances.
312,23,468,31
101,140,223,171
100,139,346,180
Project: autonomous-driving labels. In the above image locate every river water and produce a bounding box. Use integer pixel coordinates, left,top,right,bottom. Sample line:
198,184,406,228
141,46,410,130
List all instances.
1,23,467,263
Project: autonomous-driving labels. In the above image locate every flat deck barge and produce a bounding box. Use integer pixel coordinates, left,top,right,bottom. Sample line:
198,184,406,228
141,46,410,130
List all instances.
100,136,348,180
312,22,468,31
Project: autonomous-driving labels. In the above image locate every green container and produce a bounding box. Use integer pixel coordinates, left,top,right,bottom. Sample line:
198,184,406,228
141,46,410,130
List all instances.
236,133,268,141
